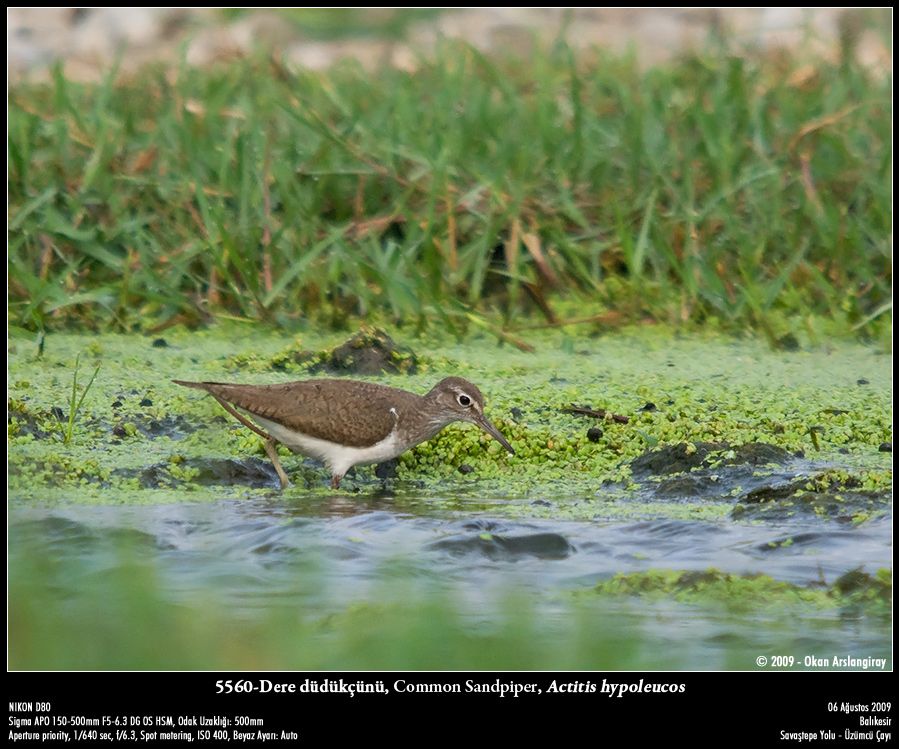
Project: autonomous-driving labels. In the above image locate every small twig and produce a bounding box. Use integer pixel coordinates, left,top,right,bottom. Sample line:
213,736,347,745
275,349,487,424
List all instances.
522,281,559,325
562,404,630,425
38,234,54,280
521,229,560,287
787,104,861,152
512,310,623,331
207,266,220,306
504,218,521,301
465,312,535,353
347,212,405,240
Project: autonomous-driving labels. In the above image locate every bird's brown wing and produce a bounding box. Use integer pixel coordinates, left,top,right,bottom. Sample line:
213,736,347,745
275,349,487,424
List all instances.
175,379,411,447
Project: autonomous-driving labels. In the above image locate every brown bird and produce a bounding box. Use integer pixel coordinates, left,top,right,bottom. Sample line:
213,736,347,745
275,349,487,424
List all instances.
173,377,514,489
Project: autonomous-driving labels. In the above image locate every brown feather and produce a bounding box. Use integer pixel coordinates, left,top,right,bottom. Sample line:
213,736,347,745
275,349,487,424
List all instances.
174,379,424,447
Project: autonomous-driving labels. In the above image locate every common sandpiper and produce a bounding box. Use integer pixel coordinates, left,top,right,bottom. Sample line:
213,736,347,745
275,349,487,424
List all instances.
173,377,514,489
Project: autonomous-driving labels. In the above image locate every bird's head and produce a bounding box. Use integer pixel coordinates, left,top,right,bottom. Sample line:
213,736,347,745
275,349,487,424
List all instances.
426,377,515,455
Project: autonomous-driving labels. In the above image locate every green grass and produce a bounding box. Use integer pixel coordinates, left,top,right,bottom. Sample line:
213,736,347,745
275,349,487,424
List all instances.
7,42,891,341
61,352,101,444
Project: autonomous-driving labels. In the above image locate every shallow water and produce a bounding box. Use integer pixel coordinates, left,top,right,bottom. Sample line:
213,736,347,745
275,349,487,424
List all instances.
9,492,891,668
12,497,892,601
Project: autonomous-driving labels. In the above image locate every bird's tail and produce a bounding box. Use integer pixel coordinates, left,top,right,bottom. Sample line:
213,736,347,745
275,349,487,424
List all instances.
172,379,215,390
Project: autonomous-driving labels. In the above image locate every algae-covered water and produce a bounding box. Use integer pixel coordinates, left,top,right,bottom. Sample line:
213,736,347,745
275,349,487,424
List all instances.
7,327,892,670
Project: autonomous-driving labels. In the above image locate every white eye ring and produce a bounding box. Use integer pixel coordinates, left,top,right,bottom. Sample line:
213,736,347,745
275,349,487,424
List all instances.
457,393,472,407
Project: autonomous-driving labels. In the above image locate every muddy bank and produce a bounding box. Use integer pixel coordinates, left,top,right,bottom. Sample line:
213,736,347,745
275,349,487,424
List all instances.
8,327,892,520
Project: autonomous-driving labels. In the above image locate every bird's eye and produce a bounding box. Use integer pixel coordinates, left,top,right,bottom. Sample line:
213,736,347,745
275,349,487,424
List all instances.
457,394,472,407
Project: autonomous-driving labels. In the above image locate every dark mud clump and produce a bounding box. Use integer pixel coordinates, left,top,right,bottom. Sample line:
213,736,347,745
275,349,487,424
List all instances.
732,473,891,522
311,327,419,375
8,401,54,440
135,458,279,489
429,519,574,560
651,461,808,501
652,472,729,499
627,442,891,526
273,327,420,375
833,568,892,607
111,414,198,441
374,459,398,480
136,414,196,439
631,441,792,477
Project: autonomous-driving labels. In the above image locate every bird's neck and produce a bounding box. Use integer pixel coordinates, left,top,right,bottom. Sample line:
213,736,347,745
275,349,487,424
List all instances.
398,397,455,444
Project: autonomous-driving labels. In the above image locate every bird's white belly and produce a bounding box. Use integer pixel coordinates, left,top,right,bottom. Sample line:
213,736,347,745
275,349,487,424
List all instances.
252,415,402,478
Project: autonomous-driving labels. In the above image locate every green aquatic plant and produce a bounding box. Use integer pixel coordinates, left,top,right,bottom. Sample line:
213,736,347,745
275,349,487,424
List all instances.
7,43,891,340
62,353,101,445
7,327,892,512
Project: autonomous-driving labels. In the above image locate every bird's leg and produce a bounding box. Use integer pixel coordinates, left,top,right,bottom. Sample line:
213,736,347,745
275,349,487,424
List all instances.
211,394,271,440
330,473,342,490
211,394,288,489
264,437,290,490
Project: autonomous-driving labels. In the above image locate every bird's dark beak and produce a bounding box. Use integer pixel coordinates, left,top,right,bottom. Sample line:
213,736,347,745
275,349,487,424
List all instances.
474,414,515,455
